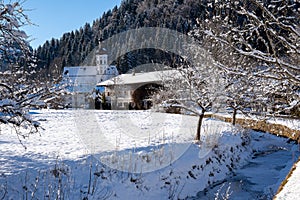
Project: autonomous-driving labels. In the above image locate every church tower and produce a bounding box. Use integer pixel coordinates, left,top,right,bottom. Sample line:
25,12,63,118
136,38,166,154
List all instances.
96,46,108,75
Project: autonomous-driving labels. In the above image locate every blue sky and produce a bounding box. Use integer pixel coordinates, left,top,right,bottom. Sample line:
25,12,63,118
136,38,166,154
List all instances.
22,0,122,48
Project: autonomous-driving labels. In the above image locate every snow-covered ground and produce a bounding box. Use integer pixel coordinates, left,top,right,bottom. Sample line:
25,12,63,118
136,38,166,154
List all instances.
207,111,300,131
0,110,87,175
0,110,298,199
216,112,300,130
267,117,300,131
275,159,300,200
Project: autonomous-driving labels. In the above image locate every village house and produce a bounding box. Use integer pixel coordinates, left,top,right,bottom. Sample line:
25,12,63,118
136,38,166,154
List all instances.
62,47,118,108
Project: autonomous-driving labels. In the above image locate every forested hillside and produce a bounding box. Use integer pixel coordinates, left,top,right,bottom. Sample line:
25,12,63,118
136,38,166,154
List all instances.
33,0,299,82
33,0,230,79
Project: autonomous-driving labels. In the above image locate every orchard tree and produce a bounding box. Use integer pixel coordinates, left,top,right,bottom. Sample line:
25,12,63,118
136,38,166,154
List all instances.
192,0,300,118
224,74,252,125
203,0,299,82
153,45,226,142
191,27,260,125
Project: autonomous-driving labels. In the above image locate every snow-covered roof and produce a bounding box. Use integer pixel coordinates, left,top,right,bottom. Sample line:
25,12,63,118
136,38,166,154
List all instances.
97,70,180,86
63,66,98,76
96,47,108,55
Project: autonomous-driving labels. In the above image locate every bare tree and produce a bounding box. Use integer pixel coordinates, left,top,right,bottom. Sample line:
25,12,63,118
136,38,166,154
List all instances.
200,0,299,83
191,0,300,118
153,45,226,142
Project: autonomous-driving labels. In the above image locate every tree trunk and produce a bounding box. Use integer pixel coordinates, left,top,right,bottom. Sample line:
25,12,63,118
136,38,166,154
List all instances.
195,113,204,141
232,108,237,125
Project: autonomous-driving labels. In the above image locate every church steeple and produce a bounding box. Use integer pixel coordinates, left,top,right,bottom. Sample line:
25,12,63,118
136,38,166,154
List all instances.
96,42,108,74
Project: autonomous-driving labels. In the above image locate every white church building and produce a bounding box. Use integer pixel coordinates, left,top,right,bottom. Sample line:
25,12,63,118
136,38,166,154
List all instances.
63,48,119,108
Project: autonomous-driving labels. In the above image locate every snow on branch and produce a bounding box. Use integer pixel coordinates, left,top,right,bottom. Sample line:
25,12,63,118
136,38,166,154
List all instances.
0,1,68,143
199,0,300,83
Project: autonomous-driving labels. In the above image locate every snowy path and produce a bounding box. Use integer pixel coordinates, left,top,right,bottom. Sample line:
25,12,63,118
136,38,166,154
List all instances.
275,159,300,200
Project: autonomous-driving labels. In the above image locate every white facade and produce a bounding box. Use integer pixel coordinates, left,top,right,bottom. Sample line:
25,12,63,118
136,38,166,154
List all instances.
63,48,118,108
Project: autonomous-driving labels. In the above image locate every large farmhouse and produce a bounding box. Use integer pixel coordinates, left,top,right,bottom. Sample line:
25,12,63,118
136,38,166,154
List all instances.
63,48,118,108
96,70,179,110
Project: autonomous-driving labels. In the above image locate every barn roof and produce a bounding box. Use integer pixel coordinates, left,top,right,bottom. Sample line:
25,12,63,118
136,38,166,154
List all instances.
97,70,180,86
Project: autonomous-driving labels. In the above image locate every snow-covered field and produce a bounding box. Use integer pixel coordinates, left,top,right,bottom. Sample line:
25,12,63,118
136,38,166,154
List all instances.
0,109,298,199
